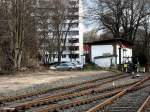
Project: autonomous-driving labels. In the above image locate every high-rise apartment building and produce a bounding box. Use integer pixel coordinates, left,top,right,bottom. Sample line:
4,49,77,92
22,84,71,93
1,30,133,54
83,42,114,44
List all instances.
36,0,84,64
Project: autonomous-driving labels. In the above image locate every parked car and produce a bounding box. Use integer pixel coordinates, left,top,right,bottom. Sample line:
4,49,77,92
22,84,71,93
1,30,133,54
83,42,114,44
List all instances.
71,61,83,69
50,62,76,70
49,62,67,70
56,63,76,70
49,64,58,70
50,61,83,70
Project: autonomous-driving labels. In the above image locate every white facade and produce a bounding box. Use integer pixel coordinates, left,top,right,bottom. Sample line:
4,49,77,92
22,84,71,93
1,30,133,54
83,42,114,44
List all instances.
116,45,132,64
79,0,84,64
39,0,84,64
91,45,113,62
95,57,116,68
53,0,84,63
91,44,132,68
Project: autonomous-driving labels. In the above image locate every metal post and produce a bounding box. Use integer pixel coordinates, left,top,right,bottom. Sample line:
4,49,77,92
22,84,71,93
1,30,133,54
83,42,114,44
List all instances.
119,46,122,70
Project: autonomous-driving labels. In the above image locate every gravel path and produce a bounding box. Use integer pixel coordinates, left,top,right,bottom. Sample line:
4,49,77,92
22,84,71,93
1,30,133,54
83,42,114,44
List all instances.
0,70,116,98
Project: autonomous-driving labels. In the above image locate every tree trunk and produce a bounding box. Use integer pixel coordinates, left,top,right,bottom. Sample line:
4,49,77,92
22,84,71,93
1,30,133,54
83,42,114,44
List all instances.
58,51,62,64
14,49,22,70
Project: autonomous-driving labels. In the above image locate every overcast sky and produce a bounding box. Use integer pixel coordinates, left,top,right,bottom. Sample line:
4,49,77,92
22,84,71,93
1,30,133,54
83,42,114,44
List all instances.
82,0,94,32
82,0,105,35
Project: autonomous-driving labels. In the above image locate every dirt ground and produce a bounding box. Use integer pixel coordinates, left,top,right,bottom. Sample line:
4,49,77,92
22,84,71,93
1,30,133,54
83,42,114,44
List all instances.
0,70,110,94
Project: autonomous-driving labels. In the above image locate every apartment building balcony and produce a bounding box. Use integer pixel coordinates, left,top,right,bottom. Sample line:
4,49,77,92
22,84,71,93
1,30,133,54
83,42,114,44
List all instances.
70,27,79,30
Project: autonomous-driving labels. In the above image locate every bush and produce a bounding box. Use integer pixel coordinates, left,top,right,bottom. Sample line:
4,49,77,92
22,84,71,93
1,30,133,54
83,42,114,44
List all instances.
83,63,102,71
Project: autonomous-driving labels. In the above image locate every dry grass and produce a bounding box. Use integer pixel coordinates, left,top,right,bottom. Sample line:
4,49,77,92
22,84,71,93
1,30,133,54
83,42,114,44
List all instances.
0,70,109,94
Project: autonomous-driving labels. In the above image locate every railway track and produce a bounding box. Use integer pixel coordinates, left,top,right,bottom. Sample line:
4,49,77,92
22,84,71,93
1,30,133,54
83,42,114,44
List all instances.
86,76,150,112
137,95,150,112
101,86,150,112
0,74,129,106
0,75,147,112
0,73,123,103
0,73,133,112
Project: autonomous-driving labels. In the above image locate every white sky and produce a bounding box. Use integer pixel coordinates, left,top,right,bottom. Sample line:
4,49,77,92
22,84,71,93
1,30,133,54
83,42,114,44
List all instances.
82,0,98,33
83,0,91,31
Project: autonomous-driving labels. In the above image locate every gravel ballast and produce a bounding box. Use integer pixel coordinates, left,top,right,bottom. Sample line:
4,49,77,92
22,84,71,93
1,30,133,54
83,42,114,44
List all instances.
0,71,117,98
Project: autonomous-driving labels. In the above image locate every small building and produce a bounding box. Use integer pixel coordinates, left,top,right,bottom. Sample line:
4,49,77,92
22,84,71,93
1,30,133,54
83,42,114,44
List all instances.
84,38,134,68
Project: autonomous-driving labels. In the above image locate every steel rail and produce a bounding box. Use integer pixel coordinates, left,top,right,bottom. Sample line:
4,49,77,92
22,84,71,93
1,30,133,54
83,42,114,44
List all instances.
2,75,130,111
3,79,149,112
137,95,150,112
0,73,123,103
86,76,150,112
33,90,121,112
30,83,150,112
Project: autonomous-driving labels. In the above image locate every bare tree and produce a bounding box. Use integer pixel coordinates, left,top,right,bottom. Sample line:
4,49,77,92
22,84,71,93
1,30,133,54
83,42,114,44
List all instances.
142,16,150,54
0,0,11,70
121,0,150,41
48,0,79,63
83,29,99,43
87,0,129,39
87,0,150,41
35,0,79,64
133,14,150,65
0,0,38,70
86,0,150,67
35,4,53,63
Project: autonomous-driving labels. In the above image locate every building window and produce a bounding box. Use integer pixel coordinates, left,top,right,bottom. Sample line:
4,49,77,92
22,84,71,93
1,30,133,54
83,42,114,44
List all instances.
68,31,79,36
63,23,78,28
62,54,66,58
68,15,79,20
69,46,79,51
69,0,79,5
68,8,79,13
69,54,79,59
53,54,58,58
68,38,79,43
71,23,79,28
63,47,67,51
